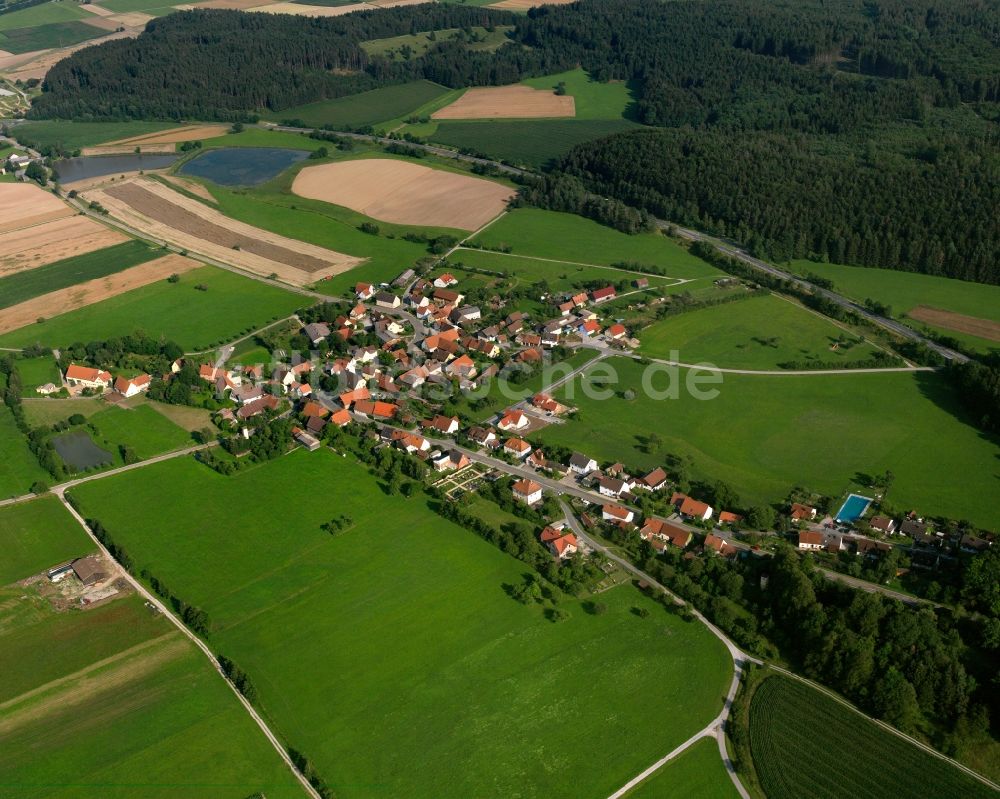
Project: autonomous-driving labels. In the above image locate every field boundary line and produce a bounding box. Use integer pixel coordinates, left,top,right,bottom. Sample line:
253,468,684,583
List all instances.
452,245,690,281
53,487,322,799
621,350,935,377
766,666,1000,792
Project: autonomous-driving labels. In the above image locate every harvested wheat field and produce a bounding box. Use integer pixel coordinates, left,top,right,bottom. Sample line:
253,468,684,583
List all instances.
160,175,218,204
177,0,279,8
0,31,137,81
87,177,362,285
103,124,229,146
0,215,126,277
432,85,575,119
292,158,515,230
909,306,1000,343
248,2,370,16
489,0,576,7
80,143,177,156
80,16,120,31
0,183,75,233
0,254,198,335
79,3,115,15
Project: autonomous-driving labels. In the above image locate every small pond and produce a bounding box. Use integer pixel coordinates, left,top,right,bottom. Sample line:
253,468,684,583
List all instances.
178,147,310,186
53,153,180,183
53,430,114,471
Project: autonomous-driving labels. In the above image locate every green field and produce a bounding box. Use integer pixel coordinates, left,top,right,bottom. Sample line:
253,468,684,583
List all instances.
0,374,49,500
0,593,305,799
87,404,192,460
9,120,180,152
69,449,733,798
0,0,88,32
0,266,305,351
273,80,451,129
89,0,177,14
534,357,1000,529
361,26,512,60
15,354,61,396
472,208,722,280
637,294,886,370
626,737,738,799
0,240,160,311
431,118,639,168
0,18,102,53
749,675,994,799
0,496,93,584
522,68,636,120
22,396,105,427
789,259,1000,354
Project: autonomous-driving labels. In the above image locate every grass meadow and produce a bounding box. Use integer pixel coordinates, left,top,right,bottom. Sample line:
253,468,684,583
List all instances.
0,266,305,351
0,1,91,31
272,80,451,129
0,496,92,584
472,209,722,280
0,593,305,799
626,737,737,799
521,68,637,120
0,19,101,53
9,120,180,152
534,357,1000,529
637,294,886,370
361,26,512,61
0,240,161,311
0,374,49,499
87,404,192,460
22,396,105,427
69,449,733,799
789,260,1000,354
15,354,61,396
748,675,994,799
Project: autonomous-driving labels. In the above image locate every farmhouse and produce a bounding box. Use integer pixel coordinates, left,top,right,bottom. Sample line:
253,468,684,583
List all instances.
512,478,543,506
602,503,634,524
65,364,113,391
798,530,824,550
292,426,321,451
238,395,280,421
591,286,616,304
113,374,151,398
72,555,108,586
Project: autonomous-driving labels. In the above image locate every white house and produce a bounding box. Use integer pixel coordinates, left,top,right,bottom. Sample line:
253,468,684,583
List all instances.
113,374,151,398
569,453,598,475
512,478,543,506
65,364,112,391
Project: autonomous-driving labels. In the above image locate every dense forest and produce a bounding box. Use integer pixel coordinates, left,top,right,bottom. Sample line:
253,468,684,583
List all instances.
30,0,1000,282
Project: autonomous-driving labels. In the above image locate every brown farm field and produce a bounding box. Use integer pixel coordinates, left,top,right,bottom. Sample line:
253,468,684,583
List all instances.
291,158,515,230
87,177,363,285
432,85,575,119
0,215,127,277
103,124,230,146
248,2,368,16
909,306,1000,343
489,0,576,8
0,183,75,232
0,253,198,335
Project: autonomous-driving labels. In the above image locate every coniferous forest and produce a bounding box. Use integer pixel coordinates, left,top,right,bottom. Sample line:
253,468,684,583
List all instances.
29,0,1000,283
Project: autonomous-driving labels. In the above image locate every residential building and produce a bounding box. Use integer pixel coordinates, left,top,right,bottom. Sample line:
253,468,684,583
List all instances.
512,478,543,505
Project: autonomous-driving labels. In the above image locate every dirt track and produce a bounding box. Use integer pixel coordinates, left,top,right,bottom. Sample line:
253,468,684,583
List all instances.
0,215,126,276
87,177,362,285
0,253,199,335
292,158,514,231
909,305,1000,343
432,85,575,119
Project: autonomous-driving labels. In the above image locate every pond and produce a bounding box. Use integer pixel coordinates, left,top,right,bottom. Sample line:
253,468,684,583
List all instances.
53,430,114,471
53,153,180,184
178,147,311,187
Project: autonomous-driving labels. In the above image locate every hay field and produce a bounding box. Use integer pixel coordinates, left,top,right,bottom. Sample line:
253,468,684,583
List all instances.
160,174,218,203
248,2,367,16
490,0,575,7
292,158,514,230
0,215,126,277
0,182,75,232
432,84,575,119
908,306,1000,343
88,177,363,285
0,253,197,335
103,123,229,146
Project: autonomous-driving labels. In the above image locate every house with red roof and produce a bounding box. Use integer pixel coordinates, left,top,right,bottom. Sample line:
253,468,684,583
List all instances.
512,478,543,505
355,282,375,300
640,518,691,548
497,410,530,432
671,492,714,521
433,273,458,288
790,503,817,522
606,323,627,340
798,530,824,550
602,503,635,524
113,374,151,398
424,415,460,435
503,438,532,459
590,286,616,304
704,534,737,557
432,449,470,472
353,400,398,420
65,364,112,391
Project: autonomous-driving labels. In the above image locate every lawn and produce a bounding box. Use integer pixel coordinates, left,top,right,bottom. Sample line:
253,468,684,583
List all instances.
0,266,306,351
9,120,180,153
22,396,104,427
0,240,161,311
472,209,721,280
0,593,305,799
69,449,733,799
272,80,452,130
626,737,738,799
789,259,1000,355
87,404,192,459
0,374,49,500
0,19,102,53
430,117,639,169
534,357,1000,529
0,496,93,584
637,294,886,370
15,353,61,396
749,675,994,799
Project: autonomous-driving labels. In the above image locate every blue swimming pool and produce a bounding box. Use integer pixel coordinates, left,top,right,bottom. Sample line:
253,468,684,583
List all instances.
836,493,873,523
